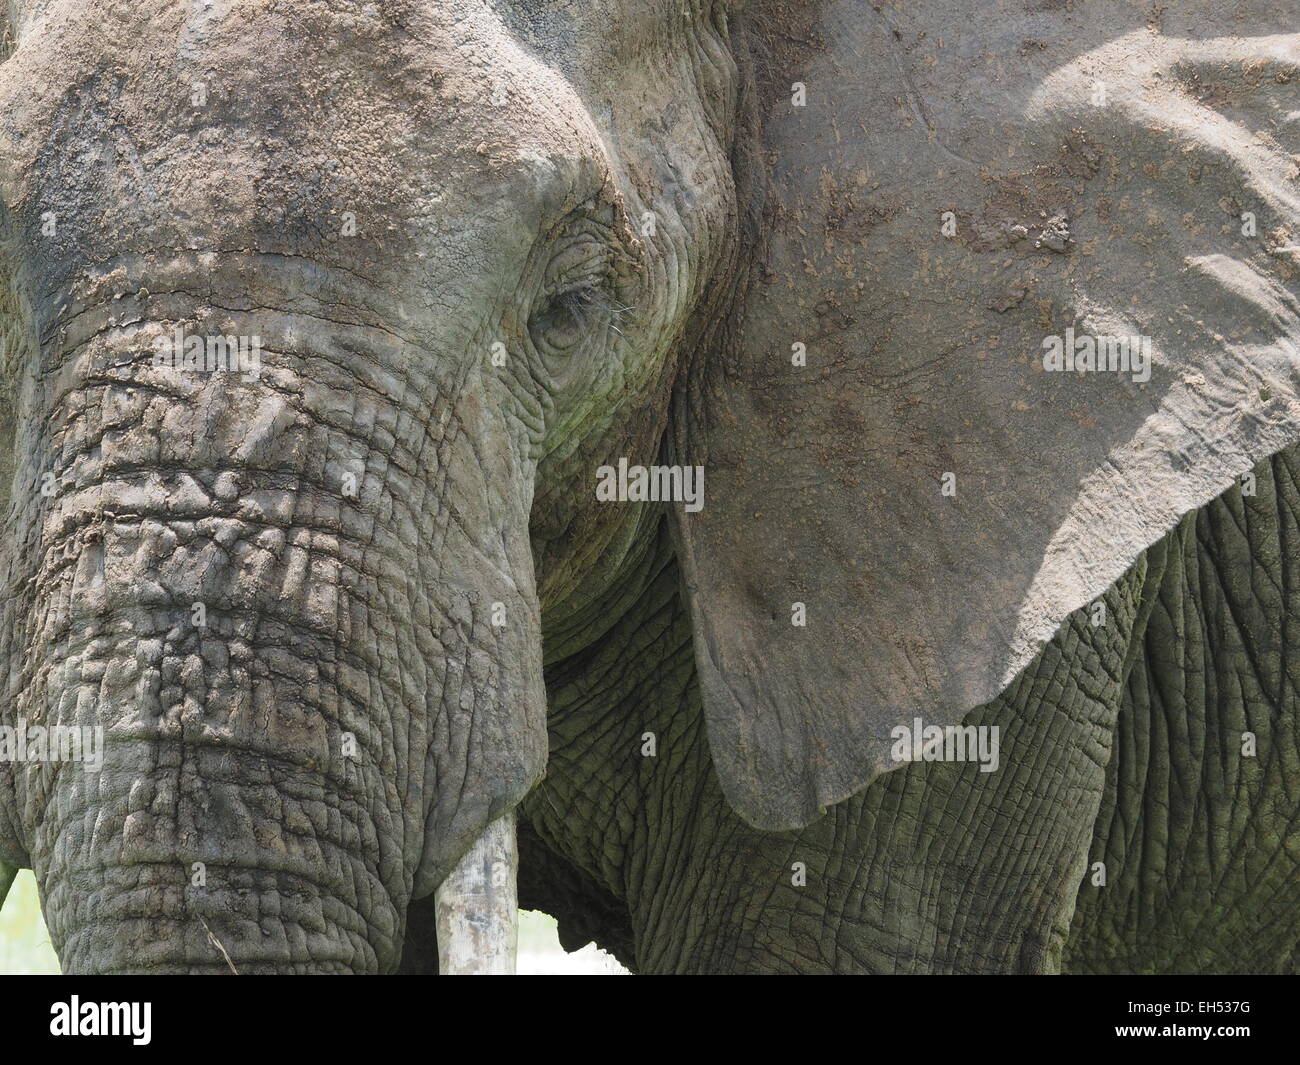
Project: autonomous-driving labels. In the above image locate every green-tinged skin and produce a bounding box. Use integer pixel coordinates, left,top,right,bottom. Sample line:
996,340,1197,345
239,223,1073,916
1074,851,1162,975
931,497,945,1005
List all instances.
1065,450,1300,973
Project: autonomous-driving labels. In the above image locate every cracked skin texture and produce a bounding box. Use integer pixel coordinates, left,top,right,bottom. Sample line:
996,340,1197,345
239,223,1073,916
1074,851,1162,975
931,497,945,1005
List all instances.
513,447,1300,973
1066,449,1300,974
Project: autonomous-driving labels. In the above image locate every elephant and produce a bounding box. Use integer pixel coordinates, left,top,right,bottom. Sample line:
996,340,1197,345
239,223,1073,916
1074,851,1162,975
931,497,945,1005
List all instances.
0,0,1297,974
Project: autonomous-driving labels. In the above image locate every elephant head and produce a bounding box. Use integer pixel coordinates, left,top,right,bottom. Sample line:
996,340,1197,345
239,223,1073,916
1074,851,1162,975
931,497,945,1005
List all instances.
0,0,738,972
0,0,1296,972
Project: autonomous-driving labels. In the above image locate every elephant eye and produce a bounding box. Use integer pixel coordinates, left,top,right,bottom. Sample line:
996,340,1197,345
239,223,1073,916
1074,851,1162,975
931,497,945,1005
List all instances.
528,225,623,361
530,284,606,353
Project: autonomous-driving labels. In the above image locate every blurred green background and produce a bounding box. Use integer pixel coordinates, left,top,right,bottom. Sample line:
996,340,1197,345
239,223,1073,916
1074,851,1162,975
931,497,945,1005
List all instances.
0,872,57,974
0,870,624,975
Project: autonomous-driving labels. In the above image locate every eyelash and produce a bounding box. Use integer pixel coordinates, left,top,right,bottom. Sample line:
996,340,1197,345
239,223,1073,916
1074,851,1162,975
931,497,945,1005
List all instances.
528,286,597,357
531,261,624,353
526,213,629,362
551,283,608,324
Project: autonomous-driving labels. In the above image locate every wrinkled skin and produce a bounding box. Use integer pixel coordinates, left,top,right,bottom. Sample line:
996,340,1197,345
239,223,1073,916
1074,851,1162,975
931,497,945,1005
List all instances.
1,0,1298,974
519,449,1300,973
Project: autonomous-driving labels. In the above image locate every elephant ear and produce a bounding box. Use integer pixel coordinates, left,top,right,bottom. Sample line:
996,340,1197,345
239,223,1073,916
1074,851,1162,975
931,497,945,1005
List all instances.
670,0,1300,830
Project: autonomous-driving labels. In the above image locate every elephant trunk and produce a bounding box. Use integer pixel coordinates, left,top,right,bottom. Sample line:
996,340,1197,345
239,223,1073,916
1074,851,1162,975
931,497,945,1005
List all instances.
3,279,547,973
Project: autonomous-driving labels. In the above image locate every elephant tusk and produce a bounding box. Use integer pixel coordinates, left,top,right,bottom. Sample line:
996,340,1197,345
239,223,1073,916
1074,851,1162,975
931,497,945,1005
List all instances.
433,812,518,975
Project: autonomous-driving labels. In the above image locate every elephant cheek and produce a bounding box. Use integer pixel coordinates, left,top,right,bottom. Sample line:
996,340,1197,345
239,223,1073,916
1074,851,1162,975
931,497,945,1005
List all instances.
407,488,549,902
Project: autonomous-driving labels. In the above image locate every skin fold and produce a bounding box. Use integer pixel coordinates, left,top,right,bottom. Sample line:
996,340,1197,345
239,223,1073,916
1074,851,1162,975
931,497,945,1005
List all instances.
0,1,1297,974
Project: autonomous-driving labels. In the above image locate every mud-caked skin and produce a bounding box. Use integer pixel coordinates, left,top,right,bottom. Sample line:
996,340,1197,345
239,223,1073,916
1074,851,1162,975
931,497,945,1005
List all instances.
2,0,1299,974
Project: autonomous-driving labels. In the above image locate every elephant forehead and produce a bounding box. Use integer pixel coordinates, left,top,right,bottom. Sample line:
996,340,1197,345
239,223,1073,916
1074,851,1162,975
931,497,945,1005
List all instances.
0,0,615,296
